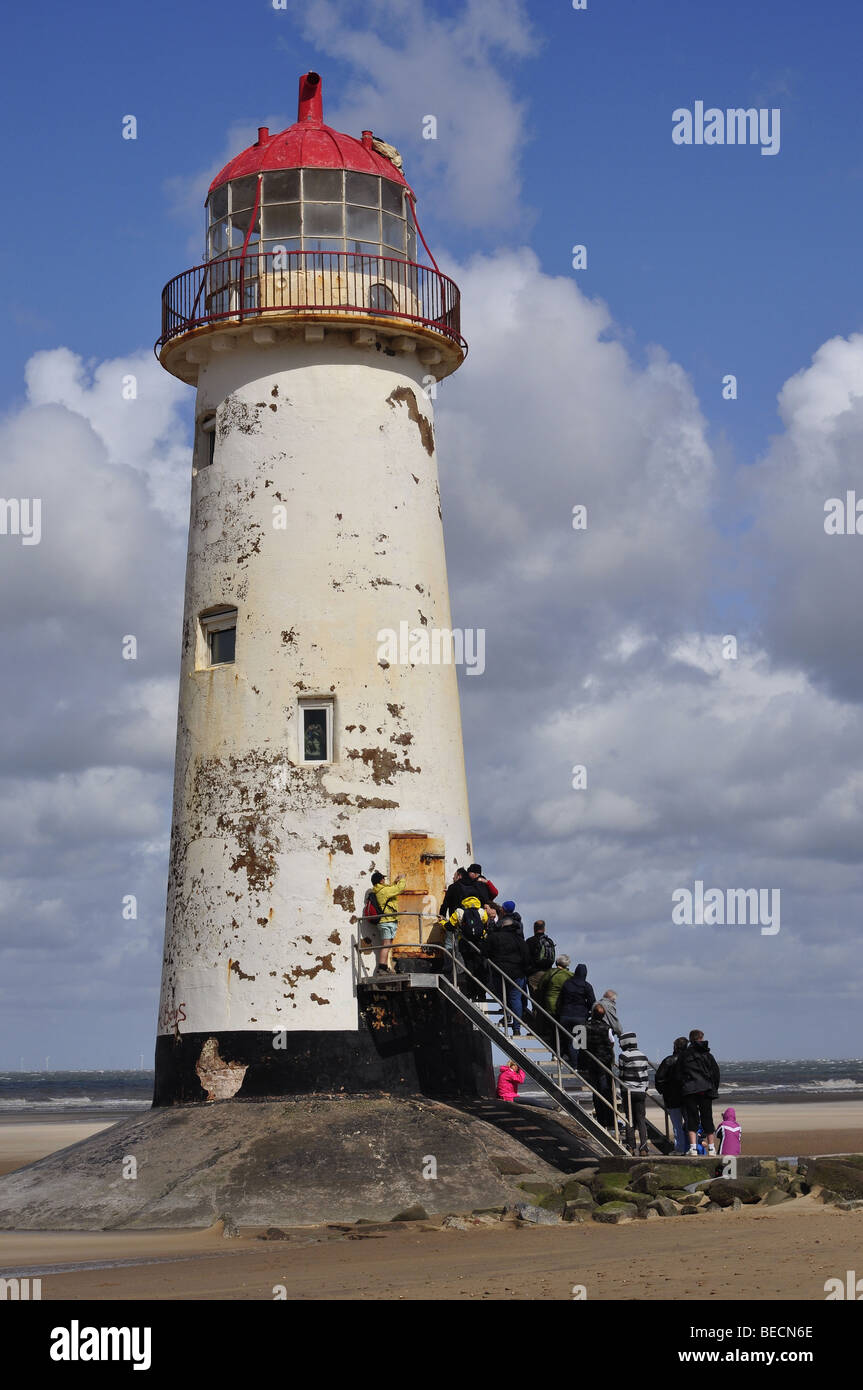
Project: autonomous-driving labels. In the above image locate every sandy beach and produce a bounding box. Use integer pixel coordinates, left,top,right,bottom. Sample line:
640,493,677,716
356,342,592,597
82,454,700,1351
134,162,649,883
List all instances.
0,1101,860,1300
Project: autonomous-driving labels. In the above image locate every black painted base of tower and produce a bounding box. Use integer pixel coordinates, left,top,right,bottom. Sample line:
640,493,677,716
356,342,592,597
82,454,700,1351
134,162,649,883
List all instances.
153,984,494,1105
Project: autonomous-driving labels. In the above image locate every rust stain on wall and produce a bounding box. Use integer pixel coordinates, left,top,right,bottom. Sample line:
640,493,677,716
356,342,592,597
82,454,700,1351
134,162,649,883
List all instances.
386,386,435,457
332,885,356,913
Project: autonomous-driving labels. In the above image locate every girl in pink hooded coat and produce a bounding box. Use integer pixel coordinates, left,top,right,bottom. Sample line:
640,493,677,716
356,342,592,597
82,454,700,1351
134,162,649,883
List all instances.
716,1106,742,1154
497,1061,526,1102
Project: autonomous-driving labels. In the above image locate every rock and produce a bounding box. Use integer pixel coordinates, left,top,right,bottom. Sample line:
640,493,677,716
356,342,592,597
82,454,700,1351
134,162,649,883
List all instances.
490,1156,535,1175
835,1199,863,1211
564,1199,596,1221
704,1179,761,1208
647,1197,679,1217
391,1205,428,1222
261,1226,290,1240
630,1172,660,1195
517,1181,557,1200
560,1180,594,1203
805,1161,863,1201
730,1197,742,1211
704,1202,724,1213
754,1159,778,1176
681,1205,701,1215
597,1186,653,1208
655,1164,712,1190
762,1188,791,1206
538,1193,568,1213
637,1206,660,1220
441,1215,471,1231
664,1189,693,1203
592,1201,638,1224
818,1190,843,1206
515,1202,560,1226
787,1180,808,1197
472,1207,506,1216
599,1171,632,1189
472,1214,502,1225
628,1162,655,1180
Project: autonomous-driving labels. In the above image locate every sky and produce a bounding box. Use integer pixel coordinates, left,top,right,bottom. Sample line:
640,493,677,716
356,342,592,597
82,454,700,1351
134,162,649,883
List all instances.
1,0,862,1066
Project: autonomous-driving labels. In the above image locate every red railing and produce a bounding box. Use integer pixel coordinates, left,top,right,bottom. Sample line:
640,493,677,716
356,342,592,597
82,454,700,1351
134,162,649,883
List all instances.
156,250,465,353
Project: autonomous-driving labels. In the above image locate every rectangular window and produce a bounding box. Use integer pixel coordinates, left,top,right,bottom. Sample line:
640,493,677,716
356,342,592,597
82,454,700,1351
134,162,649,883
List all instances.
299,699,334,764
195,413,217,471
263,169,300,203
302,168,343,201
199,608,238,668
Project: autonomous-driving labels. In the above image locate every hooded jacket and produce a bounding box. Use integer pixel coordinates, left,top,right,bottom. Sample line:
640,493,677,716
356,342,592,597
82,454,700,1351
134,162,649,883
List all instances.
618,1032,650,1093
482,919,529,979
716,1106,742,1155
584,1013,615,1077
679,1039,721,1097
373,876,406,921
655,1051,685,1108
496,1063,525,1102
600,995,623,1038
538,966,573,1017
558,964,596,1025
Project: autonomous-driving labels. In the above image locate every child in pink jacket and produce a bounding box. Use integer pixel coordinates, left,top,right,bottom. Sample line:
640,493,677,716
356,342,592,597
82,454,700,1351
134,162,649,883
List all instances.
497,1061,526,1102
716,1106,742,1155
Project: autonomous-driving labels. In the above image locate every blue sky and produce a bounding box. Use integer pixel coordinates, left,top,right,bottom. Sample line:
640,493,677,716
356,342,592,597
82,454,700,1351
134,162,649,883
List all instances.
3,0,860,460
2,0,863,1067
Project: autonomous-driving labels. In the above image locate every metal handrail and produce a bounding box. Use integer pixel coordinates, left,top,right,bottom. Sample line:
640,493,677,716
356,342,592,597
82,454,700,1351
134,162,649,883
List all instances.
156,249,466,352
356,925,645,1148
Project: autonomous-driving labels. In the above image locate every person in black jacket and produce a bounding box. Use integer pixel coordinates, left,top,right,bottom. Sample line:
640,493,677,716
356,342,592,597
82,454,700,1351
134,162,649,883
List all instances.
482,914,530,1035
655,1036,689,1153
680,1029,721,1155
558,963,596,1065
583,1003,616,1131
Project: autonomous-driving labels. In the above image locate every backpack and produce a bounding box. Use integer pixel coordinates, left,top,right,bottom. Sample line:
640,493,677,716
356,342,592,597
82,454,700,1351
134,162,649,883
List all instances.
459,899,488,945
363,890,381,927
535,935,556,969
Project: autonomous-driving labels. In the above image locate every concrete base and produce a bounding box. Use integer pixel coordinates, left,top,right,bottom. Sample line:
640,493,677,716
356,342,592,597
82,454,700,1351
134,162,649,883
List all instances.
0,1096,606,1231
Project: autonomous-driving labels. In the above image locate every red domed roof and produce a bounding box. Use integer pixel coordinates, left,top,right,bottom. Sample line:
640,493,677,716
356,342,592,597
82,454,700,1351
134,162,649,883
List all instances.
208,72,411,197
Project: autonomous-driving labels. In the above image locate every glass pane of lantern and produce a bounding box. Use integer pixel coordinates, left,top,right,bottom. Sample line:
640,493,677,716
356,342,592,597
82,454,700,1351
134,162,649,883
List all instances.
346,204,381,241
303,708,328,761
381,213,405,252
231,207,260,243
263,169,299,203
302,168,343,201
209,185,228,222
304,203,344,237
381,180,404,215
407,223,417,260
346,172,379,207
208,219,230,257
262,238,300,264
231,176,258,212
264,204,302,239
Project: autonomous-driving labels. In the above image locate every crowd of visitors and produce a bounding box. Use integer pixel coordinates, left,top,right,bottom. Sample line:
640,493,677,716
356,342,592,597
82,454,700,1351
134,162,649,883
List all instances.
363,865,727,1156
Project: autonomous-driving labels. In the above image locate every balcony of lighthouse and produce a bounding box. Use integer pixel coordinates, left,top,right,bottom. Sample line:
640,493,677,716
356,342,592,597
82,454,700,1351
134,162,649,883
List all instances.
156,165,466,385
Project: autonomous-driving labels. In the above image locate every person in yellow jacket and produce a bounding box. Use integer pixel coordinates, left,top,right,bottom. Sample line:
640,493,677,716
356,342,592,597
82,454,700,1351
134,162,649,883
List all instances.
371,870,406,974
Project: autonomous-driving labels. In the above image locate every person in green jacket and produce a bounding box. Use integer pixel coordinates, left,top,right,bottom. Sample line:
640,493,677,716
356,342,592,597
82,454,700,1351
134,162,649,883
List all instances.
535,955,573,1043
371,870,406,974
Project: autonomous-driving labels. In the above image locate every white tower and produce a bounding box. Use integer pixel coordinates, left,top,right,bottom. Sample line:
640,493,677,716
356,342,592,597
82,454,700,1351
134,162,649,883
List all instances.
154,73,486,1103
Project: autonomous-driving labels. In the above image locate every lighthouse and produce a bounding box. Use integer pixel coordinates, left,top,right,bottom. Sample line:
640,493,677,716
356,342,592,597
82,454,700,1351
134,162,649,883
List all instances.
154,73,489,1104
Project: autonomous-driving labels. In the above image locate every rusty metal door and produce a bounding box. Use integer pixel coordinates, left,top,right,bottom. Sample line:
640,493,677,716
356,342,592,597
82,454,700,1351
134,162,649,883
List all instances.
388,833,446,950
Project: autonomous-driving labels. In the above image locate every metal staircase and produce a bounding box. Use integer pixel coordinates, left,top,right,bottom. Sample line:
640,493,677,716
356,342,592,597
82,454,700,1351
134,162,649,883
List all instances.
356,925,674,1158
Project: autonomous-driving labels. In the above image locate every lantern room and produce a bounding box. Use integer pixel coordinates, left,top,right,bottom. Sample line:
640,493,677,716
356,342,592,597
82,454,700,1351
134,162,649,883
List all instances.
157,72,464,382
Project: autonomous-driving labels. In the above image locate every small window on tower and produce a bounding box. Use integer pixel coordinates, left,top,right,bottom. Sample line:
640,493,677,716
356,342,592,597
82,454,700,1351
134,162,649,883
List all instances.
195,413,217,471
199,608,238,668
299,699,334,764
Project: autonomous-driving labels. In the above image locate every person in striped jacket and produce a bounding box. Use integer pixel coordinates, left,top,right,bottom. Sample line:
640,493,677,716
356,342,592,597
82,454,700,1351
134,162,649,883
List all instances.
618,1031,651,1155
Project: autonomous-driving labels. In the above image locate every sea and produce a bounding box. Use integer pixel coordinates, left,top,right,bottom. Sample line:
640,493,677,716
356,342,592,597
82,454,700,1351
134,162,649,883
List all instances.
0,1059,862,1114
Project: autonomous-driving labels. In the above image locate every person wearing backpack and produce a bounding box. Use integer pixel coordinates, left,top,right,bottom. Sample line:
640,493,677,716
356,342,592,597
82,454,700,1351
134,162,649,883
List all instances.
449,895,489,999
583,1003,616,1131
369,870,405,975
482,912,530,1034
534,955,573,1043
525,922,556,1025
